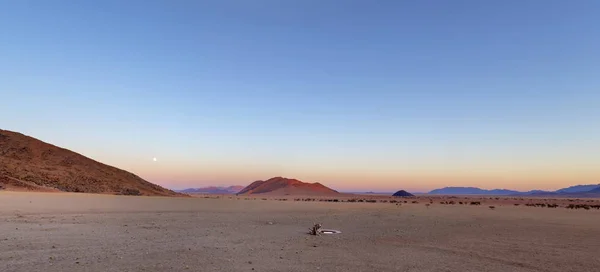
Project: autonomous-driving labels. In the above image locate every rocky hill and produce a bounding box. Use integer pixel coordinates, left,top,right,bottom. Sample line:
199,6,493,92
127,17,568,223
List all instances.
237,177,339,196
0,129,180,196
392,190,414,197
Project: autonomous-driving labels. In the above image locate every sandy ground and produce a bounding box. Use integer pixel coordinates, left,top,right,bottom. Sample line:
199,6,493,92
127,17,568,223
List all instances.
1,192,599,272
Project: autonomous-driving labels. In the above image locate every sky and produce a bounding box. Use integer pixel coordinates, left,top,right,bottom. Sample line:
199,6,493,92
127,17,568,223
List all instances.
1,1,599,192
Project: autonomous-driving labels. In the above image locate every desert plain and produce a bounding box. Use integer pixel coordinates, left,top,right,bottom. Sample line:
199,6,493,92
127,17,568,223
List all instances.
1,192,600,272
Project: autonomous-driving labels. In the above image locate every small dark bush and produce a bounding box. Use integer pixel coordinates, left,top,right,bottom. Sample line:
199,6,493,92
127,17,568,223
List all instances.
566,204,592,210
119,188,141,196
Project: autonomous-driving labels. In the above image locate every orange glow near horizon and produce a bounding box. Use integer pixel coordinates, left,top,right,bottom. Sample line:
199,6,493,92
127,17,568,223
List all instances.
132,162,600,193
45,132,600,193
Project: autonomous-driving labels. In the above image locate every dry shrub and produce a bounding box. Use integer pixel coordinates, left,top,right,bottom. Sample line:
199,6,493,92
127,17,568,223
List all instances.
567,204,592,210
118,188,141,196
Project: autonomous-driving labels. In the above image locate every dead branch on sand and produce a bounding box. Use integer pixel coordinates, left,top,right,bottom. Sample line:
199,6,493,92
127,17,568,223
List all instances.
309,223,322,235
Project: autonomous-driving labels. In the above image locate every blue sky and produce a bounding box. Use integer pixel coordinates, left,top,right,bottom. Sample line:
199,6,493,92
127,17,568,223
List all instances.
1,1,599,192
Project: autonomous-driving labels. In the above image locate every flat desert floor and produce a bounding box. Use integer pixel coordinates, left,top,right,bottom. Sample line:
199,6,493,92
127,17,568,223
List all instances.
1,192,599,272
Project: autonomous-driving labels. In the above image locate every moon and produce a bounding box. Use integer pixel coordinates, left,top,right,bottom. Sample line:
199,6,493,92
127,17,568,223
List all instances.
153,157,157,162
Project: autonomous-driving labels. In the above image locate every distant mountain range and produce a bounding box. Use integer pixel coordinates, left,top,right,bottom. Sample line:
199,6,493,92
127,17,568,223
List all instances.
589,187,600,193
429,187,520,195
178,186,244,194
176,179,600,198
428,184,600,196
556,184,600,193
349,191,396,195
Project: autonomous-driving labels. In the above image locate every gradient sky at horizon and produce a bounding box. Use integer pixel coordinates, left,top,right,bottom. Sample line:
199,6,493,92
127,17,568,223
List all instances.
2,1,599,192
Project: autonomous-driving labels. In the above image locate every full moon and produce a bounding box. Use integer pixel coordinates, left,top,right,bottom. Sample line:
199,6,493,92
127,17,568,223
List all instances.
153,157,157,162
